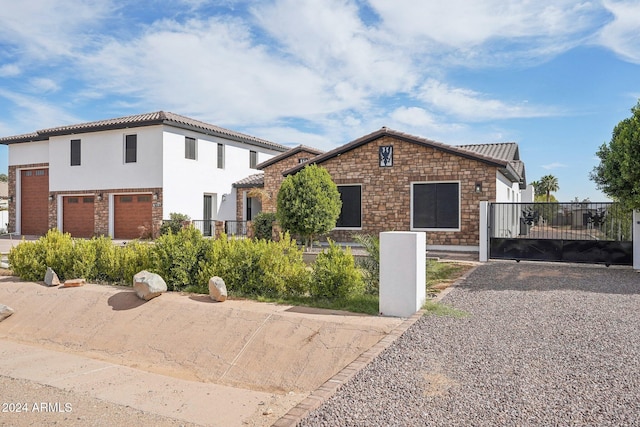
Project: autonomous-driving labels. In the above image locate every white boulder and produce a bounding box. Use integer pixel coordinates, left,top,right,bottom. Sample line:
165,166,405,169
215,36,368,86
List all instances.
208,276,227,302
133,271,167,301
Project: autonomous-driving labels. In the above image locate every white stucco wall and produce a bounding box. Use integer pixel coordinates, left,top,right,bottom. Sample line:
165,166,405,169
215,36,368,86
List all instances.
494,171,523,237
48,126,164,192
495,171,521,203
161,127,279,221
9,140,49,165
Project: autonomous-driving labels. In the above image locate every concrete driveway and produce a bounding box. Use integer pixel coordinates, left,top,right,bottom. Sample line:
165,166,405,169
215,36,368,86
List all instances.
0,278,401,426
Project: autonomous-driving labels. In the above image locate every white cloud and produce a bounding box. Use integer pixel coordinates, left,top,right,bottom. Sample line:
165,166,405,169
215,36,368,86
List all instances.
542,162,568,170
418,79,555,121
0,89,80,134
29,78,60,94
390,107,439,128
598,0,640,63
0,0,113,61
0,64,20,77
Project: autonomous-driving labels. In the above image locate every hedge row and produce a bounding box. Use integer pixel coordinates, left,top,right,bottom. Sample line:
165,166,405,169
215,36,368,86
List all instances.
8,228,364,299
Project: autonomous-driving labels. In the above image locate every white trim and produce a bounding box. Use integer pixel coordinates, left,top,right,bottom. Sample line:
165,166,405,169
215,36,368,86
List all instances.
410,180,462,232
334,183,363,230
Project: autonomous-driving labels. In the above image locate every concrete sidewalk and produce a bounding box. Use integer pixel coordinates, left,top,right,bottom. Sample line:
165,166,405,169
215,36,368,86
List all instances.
0,279,401,426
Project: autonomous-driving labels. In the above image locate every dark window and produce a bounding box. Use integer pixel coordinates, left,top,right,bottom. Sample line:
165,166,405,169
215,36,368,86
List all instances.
120,196,133,203
24,171,32,177
67,197,79,204
125,135,137,163
71,139,81,166
298,157,309,164
35,170,45,176
336,185,362,228
250,150,257,169
217,143,224,169
137,195,151,202
185,137,196,160
412,182,459,229
83,197,94,203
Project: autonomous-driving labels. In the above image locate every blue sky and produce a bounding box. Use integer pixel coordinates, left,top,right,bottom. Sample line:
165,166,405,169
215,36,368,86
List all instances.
1,0,639,201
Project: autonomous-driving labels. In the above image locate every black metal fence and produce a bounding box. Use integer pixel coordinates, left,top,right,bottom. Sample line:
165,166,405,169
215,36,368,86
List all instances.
224,220,248,237
190,220,214,237
490,202,632,242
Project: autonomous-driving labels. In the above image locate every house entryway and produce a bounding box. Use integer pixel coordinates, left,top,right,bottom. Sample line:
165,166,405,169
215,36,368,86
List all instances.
488,202,633,266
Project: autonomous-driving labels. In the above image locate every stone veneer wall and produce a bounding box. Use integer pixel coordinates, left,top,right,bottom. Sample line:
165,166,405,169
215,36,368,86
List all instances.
262,149,321,214
319,136,497,247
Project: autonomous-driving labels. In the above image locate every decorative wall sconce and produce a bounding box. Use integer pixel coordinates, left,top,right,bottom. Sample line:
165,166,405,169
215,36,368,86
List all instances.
48,194,54,202
96,193,103,202
475,182,483,193
221,194,227,202
8,196,13,203
152,193,158,201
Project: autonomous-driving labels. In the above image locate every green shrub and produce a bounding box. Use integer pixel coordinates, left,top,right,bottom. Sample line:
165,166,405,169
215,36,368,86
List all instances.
92,235,121,282
196,232,309,297
118,240,152,285
159,212,191,236
252,212,276,241
352,233,380,295
8,239,46,282
310,240,364,299
151,226,207,291
69,238,98,280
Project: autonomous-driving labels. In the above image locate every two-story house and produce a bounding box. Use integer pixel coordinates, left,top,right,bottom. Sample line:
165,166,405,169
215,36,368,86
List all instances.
0,111,288,238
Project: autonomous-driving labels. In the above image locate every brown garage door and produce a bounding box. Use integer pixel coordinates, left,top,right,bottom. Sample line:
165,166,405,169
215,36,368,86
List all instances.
21,168,49,236
114,194,152,239
63,196,95,238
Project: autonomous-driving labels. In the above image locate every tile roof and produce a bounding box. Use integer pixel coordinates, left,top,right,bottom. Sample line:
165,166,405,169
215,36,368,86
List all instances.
0,111,288,152
282,127,526,188
233,173,264,188
256,144,325,170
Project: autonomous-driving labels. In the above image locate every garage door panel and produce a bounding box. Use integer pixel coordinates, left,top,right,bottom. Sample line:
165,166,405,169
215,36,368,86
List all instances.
114,194,152,239
21,168,49,236
63,196,95,238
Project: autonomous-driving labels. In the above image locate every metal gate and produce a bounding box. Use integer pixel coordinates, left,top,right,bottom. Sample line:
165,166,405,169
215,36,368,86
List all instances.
489,202,633,265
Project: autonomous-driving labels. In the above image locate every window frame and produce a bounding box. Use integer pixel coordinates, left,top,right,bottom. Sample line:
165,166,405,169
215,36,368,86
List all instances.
249,150,258,169
335,184,363,230
70,139,81,166
124,134,137,164
217,143,225,169
185,136,197,160
411,181,461,231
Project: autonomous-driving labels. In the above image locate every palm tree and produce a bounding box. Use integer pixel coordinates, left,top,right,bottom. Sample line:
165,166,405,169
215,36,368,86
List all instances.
538,175,559,202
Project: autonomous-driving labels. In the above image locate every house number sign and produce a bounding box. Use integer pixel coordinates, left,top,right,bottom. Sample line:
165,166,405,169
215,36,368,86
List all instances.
379,145,393,167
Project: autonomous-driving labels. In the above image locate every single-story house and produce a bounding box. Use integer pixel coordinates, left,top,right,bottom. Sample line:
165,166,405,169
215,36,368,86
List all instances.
0,111,288,238
246,127,526,252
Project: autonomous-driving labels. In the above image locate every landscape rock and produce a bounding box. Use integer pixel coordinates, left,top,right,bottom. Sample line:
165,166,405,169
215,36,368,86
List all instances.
44,267,61,287
133,270,167,301
61,278,86,288
209,276,227,302
0,304,14,322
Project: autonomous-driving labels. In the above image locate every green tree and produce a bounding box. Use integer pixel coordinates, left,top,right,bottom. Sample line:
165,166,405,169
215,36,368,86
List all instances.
591,100,640,209
537,174,559,202
276,164,341,248
0,173,7,182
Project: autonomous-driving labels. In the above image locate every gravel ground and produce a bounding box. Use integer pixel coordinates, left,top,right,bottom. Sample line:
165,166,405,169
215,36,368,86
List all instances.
299,262,640,426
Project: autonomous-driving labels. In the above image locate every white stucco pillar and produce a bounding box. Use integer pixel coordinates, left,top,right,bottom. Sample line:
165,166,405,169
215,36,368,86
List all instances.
634,210,640,270
479,201,489,262
379,231,426,317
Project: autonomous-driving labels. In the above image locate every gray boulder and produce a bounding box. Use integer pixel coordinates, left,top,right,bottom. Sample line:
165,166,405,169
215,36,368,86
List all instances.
208,276,227,302
0,304,14,322
133,270,167,301
44,267,60,287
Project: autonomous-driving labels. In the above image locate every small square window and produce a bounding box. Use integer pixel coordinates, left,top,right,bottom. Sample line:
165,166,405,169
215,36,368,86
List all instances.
125,135,137,163
185,137,197,160
298,157,309,164
250,150,258,169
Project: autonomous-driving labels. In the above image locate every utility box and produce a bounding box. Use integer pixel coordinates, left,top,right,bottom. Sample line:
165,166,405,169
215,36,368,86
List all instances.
379,231,426,317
